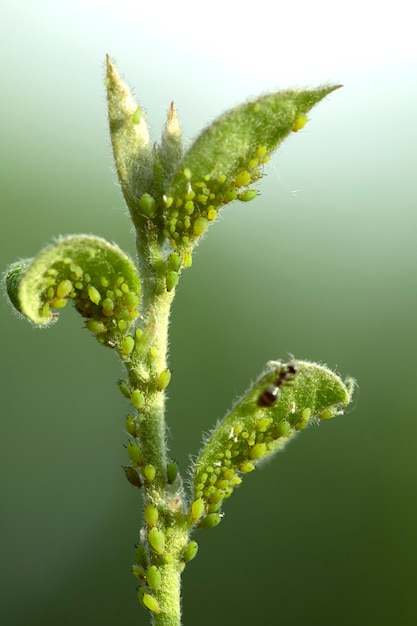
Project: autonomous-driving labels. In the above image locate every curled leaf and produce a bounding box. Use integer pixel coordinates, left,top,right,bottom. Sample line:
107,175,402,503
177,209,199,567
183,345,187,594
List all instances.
5,235,140,348
191,360,354,527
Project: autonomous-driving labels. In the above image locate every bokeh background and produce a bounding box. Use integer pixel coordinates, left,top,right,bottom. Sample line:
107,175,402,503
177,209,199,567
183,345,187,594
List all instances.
1,1,416,625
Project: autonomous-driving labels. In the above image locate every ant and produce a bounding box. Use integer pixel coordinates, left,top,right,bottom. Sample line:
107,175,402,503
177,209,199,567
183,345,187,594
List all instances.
257,363,298,408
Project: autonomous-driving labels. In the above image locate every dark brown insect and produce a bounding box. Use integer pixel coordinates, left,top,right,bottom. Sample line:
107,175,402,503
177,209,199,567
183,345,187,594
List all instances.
275,363,297,387
257,363,298,408
257,384,281,408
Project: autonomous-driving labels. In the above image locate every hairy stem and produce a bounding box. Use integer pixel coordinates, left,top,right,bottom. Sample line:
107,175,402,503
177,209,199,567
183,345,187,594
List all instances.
126,238,186,625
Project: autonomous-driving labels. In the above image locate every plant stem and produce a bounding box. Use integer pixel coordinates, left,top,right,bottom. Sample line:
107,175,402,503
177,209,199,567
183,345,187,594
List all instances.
126,237,187,625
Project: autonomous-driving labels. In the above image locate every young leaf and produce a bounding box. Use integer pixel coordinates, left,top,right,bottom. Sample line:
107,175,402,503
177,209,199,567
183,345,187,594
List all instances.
105,59,341,289
105,56,153,217
155,101,184,190
191,360,354,527
4,235,140,349
162,85,341,251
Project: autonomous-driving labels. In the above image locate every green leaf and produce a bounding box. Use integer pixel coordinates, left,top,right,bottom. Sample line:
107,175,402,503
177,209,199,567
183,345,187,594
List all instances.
105,56,153,217
104,60,341,285
162,85,341,251
4,235,140,348
191,360,354,527
155,102,184,191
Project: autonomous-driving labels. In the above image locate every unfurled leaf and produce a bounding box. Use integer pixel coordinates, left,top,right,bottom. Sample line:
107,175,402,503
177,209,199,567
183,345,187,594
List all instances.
162,85,341,251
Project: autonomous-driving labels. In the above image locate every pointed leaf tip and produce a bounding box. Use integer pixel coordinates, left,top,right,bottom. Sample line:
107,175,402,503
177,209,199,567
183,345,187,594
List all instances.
154,100,184,191
105,58,153,214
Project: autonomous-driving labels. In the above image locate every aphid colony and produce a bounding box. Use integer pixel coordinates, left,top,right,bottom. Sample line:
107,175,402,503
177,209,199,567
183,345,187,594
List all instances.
257,363,298,408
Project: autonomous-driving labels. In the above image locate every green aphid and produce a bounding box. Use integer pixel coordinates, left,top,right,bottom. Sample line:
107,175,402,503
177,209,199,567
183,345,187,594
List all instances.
87,284,101,305
166,270,179,292
190,498,205,523
125,414,138,437
238,189,258,202
148,527,165,555
143,464,156,482
207,500,223,513
144,504,159,528
49,298,68,309
101,297,114,317
198,513,222,529
249,442,267,460
157,368,171,391
302,407,312,420
318,407,336,420
276,419,291,437
223,189,237,203
118,319,127,332
239,461,255,473
146,566,162,592
132,564,146,582
70,263,83,280
167,252,182,271
256,417,273,432
123,291,139,311
56,279,73,299
141,593,160,614
118,379,131,399
121,335,135,355
166,460,178,484
139,193,156,217
235,170,251,187
124,466,142,488
183,540,198,563
292,115,308,132
127,440,142,464
193,216,209,237
131,389,145,410
196,193,208,205
85,319,107,334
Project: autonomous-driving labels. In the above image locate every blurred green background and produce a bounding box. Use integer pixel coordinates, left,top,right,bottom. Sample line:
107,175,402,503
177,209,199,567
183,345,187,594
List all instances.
1,1,416,625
